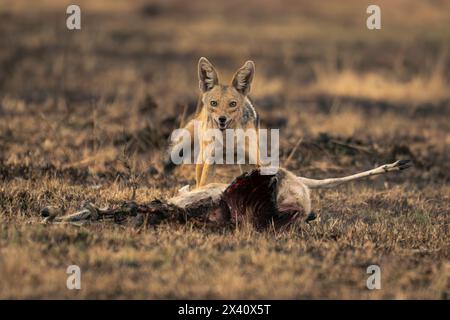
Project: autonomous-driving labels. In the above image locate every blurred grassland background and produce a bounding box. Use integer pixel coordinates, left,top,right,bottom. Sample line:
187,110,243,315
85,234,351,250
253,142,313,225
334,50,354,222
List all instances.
0,0,449,299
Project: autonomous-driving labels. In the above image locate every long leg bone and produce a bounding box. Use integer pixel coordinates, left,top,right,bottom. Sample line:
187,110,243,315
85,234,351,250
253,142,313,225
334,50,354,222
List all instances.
298,160,412,189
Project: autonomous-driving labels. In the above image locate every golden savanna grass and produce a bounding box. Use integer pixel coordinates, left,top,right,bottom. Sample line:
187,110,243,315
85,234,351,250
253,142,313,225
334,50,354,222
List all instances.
309,61,449,104
0,0,449,299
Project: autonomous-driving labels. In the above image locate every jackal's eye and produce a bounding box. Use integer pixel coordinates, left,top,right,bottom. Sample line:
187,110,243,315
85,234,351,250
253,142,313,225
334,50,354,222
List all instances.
210,100,218,107
229,101,237,108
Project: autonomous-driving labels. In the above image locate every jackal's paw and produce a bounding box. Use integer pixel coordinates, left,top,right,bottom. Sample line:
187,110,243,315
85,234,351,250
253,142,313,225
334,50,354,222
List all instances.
385,159,412,171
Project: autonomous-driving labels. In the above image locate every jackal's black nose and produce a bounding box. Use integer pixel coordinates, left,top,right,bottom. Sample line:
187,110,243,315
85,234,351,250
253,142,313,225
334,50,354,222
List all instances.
218,116,227,124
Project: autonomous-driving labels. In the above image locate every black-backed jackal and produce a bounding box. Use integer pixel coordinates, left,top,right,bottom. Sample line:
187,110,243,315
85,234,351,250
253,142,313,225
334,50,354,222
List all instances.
164,57,261,187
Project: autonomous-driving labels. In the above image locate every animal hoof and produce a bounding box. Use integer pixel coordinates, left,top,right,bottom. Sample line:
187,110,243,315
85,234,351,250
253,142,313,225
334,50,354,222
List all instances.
396,159,412,170
40,206,62,218
305,211,317,223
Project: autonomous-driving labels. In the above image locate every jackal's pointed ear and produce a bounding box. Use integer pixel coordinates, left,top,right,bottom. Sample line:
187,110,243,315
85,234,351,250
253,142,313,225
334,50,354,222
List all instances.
231,60,255,95
198,57,219,92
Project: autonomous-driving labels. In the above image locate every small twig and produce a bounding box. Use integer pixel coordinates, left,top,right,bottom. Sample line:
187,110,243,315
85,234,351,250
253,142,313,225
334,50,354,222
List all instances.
329,139,373,154
179,103,188,128
284,137,303,167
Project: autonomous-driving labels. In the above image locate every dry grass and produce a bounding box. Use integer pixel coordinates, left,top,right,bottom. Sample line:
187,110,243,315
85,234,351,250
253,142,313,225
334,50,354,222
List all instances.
308,67,449,104
0,0,449,299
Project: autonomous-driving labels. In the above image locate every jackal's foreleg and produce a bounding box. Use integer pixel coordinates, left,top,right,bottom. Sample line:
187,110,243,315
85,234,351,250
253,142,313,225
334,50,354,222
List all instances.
256,132,261,167
199,160,216,187
195,141,205,188
244,129,261,167
196,139,216,188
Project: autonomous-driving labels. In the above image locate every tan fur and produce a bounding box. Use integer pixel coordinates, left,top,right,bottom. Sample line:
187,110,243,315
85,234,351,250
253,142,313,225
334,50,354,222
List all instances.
174,57,261,188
